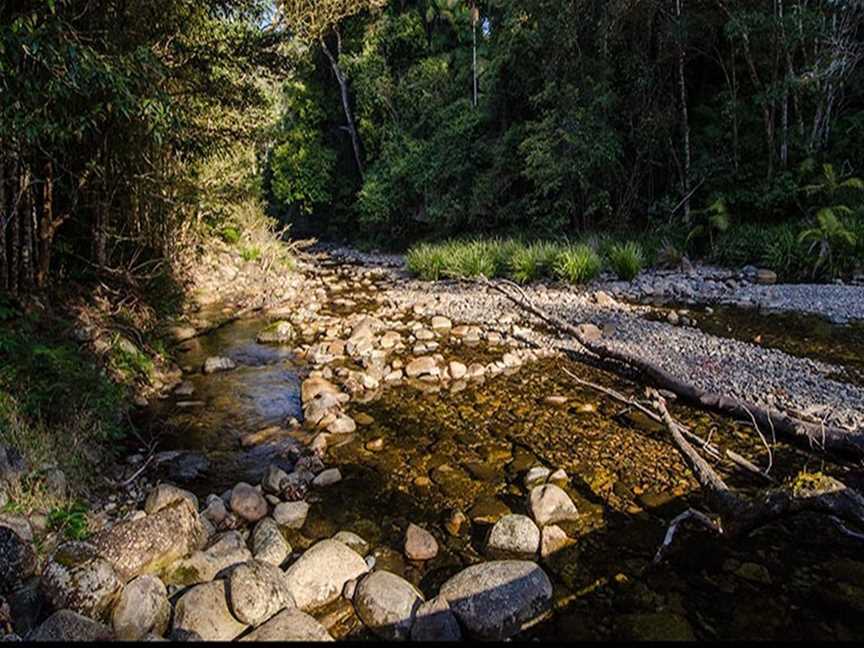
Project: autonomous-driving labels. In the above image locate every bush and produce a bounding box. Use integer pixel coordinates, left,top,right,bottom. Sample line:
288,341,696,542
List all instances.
606,241,645,280
553,244,602,284
510,241,559,283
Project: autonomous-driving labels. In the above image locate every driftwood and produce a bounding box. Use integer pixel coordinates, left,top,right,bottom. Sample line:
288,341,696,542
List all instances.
479,277,864,457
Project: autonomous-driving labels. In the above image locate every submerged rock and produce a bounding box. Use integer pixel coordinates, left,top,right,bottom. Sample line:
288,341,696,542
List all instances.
439,560,553,640
256,321,295,344
203,356,236,374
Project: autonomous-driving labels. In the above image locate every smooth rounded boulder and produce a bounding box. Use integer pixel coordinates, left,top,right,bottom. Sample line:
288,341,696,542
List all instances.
112,575,171,640
41,541,123,621
486,514,540,558
230,482,268,523
283,539,369,611
439,560,553,640
239,608,333,642
172,580,248,641
228,560,295,627
354,571,424,640
528,484,578,527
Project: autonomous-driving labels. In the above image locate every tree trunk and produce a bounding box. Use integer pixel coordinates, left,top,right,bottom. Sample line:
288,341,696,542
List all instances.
676,0,691,223
320,36,364,181
37,159,54,287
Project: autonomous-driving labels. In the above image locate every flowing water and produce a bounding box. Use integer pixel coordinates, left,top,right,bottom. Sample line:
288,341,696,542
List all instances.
146,275,864,641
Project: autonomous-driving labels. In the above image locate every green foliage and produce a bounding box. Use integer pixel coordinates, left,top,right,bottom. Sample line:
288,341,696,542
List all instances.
553,245,602,284
607,242,645,281
687,199,731,253
48,502,90,541
799,210,858,279
241,246,263,262
509,242,559,284
220,227,241,245
406,243,449,280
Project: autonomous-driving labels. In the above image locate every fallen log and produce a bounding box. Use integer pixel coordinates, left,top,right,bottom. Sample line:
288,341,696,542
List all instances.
479,277,864,458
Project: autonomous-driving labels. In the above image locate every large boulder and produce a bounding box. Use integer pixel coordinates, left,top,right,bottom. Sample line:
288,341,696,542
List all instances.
239,608,333,642
144,484,198,515
163,531,252,587
354,571,424,641
273,501,309,529
528,484,578,527
283,539,369,611
439,561,553,640
230,482,268,523
486,514,540,558
0,525,37,594
41,541,123,621
111,575,170,640
89,499,206,582
410,595,462,642
28,610,114,642
172,580,248,641
251,518,290,567
227,560,295,627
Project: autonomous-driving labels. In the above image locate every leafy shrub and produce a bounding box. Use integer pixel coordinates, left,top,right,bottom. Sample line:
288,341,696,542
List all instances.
220,227,240,244
48,502,90,540
510,242,559,283
553,245,602,284
241,246,262,262
607,241,645,280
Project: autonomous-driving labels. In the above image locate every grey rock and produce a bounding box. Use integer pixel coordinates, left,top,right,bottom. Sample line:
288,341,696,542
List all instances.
28,610,113,642
163,531,252,587
230,482,268,523
251,518,290,567
283,539,369,611
239,608,333,642
273,501,309,529
331,530,369,556
203,356,236,374
439,560,553,640
227,560,295,627
410,595,462,642
112,575,170,640
0,526,36,594
261,465,289,495
354,571,424,640
487,514,540,558
528,484,578,527
145,484,198,515
41,541,123,620
172,580,247,641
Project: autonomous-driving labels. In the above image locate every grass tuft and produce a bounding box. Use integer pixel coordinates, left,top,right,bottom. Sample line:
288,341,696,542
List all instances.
553,244,602,284
607,241,646,280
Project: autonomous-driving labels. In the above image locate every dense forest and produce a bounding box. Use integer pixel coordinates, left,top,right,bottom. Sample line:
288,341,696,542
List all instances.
269,0,864,277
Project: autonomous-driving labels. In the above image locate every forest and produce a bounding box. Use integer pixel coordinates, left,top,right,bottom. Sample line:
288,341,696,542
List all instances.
2,1,864,643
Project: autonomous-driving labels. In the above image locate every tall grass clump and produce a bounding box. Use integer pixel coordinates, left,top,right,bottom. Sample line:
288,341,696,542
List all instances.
406,242,448,280
449,239,498,278
607,241,645,280
509,241,560,283
553,244,602,284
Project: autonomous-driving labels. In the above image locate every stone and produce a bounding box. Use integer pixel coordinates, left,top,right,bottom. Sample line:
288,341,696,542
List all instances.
405,357,439,379
326,415,356,435
301,377,341,405
487,515,540,558
28,610,113,642
239,608,333,642
576,323,602,342
0,514,32,543
283,539,369,611
256,321,294,344
439,561,553,640
203,498,228,526
332,531,369,557
81,499,205,584
448,361,467,380
112,575,170,640
174,381,195,397
41,541,123,620
544,396,569,408
228,560,295,627
41,467,67,499
312,468,342,487
252,518,290,567
404,523,438,561
0,526,36,594
230,482,268,523
540,525,572,559
145,484,198,515
203,356,236,374
431,316,452,332
528,484,578,527
354,571,424,641
755,269,777,285
524,466,551,489
273,501,309,529
163,531,252,587
411,595,462,642
172,580,247,641
261,465,290,495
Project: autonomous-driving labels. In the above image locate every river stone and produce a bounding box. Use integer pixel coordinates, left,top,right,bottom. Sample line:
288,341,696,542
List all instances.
262,465,290,495
301,377,341,405
89,499,205,583
404,523,438,561
410,595,462,642
448,361,468,380
239,608,334,642
528,484,578,527
173,580,247,641
203,356,236,374
0,526,37,593
405,356,439,378
283,539,369,611
257,321,294,344
524,466,551,489
312,468,342,487
540,525,573,559
41,541,124,621
230,482,268,522
228,560,295,627
431,316,452,331
439,561,553,640
163,531,252,587
252,518,290,567
487,515,540,558
111,575,170,640
273,501,309,529
28,610,114,642
354,571,424,640
332,530,369,556
145,484,198,515
203,498,227,525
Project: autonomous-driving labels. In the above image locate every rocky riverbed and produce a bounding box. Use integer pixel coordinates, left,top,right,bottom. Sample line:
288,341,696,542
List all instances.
3,248,864,641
